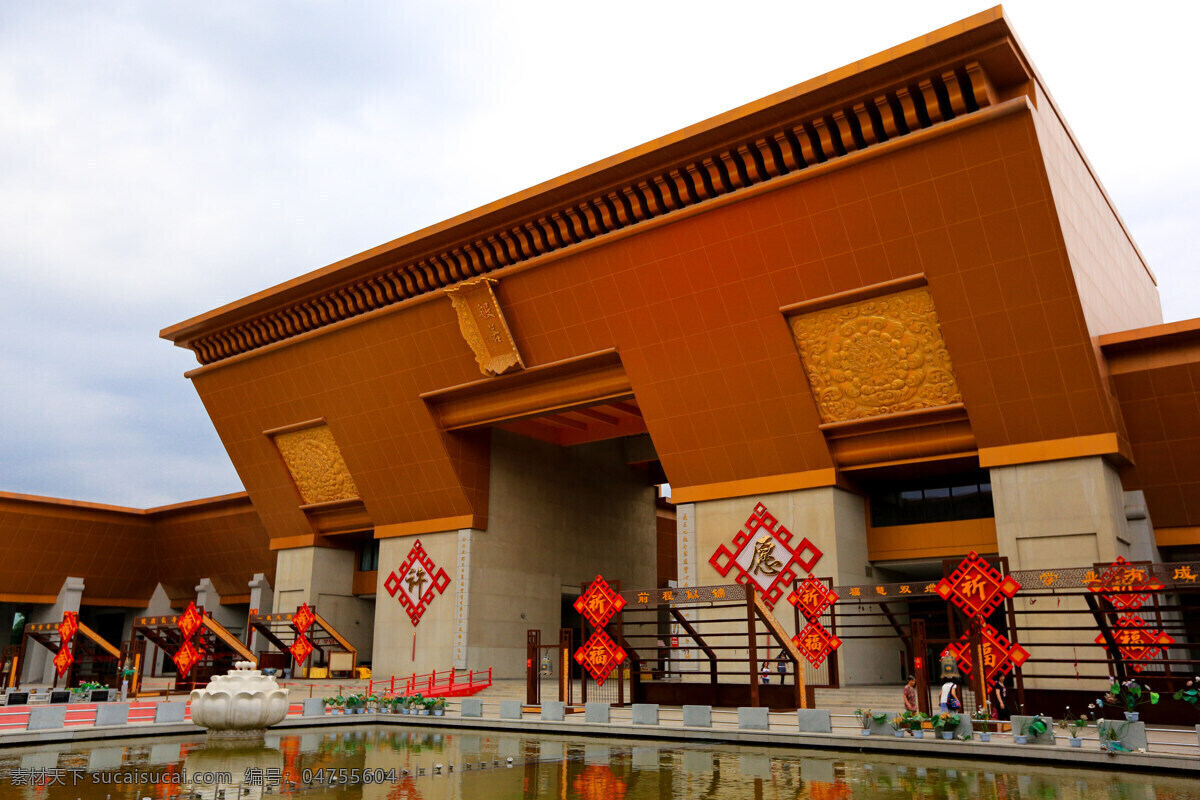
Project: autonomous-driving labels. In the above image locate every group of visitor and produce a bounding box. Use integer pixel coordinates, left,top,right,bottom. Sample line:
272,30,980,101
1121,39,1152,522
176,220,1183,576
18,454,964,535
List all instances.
901,674,1011,719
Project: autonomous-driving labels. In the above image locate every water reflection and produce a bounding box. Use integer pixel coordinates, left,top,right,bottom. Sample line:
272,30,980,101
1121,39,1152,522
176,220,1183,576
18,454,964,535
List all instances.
0,726,1190,799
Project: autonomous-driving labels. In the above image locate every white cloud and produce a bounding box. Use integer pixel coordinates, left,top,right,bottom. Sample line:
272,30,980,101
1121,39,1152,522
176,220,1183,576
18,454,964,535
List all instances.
1,0,1197,505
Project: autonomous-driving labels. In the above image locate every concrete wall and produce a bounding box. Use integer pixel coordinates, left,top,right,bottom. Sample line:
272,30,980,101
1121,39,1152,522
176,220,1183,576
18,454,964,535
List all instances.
22,576,84,684
692,487,895,686
991,456,1148,689
371,430,658,679
273,546,374,662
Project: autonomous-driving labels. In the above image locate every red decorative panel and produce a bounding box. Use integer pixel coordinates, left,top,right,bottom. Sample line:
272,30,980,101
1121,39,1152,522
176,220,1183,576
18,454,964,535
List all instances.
573,630,626,686
788,575,838,622
178,601,204,640
292,603,316,635
792,621,842,668
289,633,314,665
572,765,627,800
936,551,1020,618
940,623,1029,687
173,639,200,679
709,503,822,608
574,576,626,629
384,539,451,626
1088,557,1164,611
57,611,79,644
53,644,73,677
1095,615,1175,671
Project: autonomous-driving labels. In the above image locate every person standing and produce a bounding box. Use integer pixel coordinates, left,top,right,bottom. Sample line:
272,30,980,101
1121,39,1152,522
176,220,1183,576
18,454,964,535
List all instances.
939,678,955,713
990,681,1009,720
760,662,771,685
776,650,788,684
903,675,919,713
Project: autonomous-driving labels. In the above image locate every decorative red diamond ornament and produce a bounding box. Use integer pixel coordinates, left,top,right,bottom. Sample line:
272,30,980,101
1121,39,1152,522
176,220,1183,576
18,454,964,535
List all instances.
709,503,823,608
53,644,73,677
173,639,200,679
792,622,842,668
289,633,314,664
936,551,1020,619
57,611,79,644
574,576,626,629
178,601,204,640
292,603,316,635
384,539,451,626
573,630,626,686
1095,614,1175,663
1088,557,1164,611
940,622,1029,687
788,575,839,622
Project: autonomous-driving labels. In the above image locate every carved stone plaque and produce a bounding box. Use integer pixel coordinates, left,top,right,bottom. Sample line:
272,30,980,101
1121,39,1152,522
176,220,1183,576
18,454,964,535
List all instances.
444,277,524,376
273,424,359,504
790,287,962,423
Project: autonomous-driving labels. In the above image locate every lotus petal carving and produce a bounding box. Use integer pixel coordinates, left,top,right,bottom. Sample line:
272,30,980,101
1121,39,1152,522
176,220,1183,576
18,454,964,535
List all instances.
190,661,288,736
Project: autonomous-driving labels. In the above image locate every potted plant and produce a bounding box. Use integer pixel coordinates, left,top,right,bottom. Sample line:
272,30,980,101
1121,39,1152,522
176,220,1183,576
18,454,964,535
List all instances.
1172,676,1200,709
1057,706,1090,748
932,712,960,740
432,697,447,717
971,708,992,742
1105,679,1159,721
345,694,365,714
1099,719,1133,752
854,708,886,736
408,693,424,714
421,697,437,715
1014,714,1048,745
889,714,908,738
906,711,928,738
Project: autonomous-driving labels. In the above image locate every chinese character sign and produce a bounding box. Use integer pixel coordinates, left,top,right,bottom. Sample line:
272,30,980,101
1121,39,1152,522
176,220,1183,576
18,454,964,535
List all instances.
940,623,1029,686
936,551,1020,619
384,539,451,626
574,576,626,629
572,575,626,686
709,503,822,608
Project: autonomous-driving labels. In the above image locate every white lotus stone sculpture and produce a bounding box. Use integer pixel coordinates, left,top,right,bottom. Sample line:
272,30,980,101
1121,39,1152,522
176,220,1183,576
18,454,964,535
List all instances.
190,661,289,737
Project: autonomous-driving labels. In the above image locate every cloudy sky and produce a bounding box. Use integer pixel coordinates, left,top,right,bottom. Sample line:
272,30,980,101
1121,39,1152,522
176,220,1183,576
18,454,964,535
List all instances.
2,1,1197,507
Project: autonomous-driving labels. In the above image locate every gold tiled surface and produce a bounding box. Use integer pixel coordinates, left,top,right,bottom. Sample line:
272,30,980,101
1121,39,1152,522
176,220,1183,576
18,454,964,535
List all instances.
1029,95,1160,337
0,495,271,602
188,105,1126,543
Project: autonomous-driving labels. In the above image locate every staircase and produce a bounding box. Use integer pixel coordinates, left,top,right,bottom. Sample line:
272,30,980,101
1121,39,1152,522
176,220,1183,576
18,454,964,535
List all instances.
813,684,934,712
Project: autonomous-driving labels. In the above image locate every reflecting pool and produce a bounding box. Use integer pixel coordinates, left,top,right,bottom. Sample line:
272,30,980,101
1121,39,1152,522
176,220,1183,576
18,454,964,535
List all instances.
0,726,1195,799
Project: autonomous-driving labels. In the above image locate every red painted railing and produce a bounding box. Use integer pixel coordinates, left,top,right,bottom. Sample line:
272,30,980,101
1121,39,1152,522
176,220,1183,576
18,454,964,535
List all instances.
367,667,492,699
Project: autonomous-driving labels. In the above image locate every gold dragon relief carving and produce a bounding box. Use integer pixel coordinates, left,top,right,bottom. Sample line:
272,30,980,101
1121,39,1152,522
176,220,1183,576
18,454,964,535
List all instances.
444,277,524,377
272,424,360,505
789,287,962,424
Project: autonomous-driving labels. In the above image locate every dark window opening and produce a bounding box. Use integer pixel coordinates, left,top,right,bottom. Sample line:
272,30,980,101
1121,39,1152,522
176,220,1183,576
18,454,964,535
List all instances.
870,472,993,527
359,540,380,572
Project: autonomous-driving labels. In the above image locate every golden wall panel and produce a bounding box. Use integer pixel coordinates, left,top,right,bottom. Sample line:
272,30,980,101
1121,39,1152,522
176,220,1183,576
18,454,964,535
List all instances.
273,425,360,505
790,287,962,423
444,277,524,376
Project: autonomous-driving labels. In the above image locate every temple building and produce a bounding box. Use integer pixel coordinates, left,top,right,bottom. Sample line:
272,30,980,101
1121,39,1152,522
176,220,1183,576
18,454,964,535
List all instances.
4,7,1199,691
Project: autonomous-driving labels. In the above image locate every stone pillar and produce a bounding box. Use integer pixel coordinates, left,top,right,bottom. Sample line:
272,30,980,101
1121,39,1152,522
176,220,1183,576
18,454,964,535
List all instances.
371,531,460,679
693,487,894,686
248,573,273,616
991,455,1132,690
273,546,374,663
23,576,84,685
195,578,243,634
128,584,174,679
